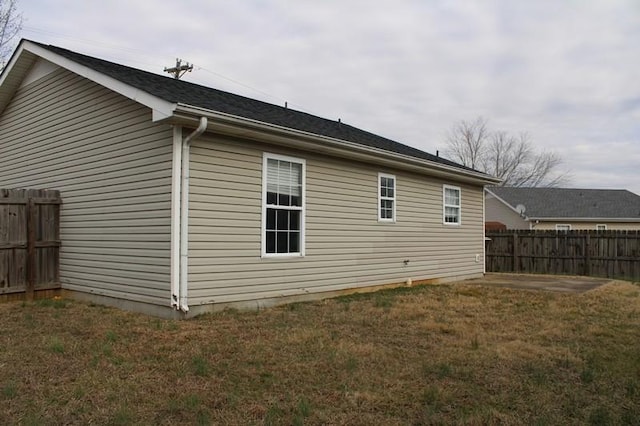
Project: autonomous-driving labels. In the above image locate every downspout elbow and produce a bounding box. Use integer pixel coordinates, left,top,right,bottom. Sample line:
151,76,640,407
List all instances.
184,117,208,146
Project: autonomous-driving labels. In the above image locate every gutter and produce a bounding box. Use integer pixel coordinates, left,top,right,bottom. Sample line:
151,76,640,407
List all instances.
164,104,501,186
171,117,208,312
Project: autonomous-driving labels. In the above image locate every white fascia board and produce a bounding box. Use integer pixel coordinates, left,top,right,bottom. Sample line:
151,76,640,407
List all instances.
0,43,28,87
0,44,37,112
21,41,176,120
173,104,501,186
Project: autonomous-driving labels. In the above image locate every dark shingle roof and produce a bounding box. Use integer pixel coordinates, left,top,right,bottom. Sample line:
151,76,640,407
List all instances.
488,187,640,219
33,41,478,173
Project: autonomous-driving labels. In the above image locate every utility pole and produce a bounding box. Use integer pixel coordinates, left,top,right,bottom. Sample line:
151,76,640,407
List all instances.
164,58,193,80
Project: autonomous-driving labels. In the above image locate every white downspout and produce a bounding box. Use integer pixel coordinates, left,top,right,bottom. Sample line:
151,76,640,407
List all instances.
179,117,208,312
170,126,183,309
483,186,487,275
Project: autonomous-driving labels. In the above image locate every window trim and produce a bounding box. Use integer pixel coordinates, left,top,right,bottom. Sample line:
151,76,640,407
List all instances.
555,224,571,232
378,172,396,223
443,184,462,225
596,224,607,231
261,152,306,258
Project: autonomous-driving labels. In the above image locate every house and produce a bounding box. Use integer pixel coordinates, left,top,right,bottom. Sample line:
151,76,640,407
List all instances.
485,186,640,231
0,39,499,317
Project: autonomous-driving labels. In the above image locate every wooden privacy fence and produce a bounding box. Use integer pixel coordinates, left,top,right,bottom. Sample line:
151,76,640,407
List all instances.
485,230,640,281
0,189,61,299
486,230,640,281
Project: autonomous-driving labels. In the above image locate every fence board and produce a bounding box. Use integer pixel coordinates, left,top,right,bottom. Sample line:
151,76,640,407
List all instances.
486,230,640,281
0,189,61,298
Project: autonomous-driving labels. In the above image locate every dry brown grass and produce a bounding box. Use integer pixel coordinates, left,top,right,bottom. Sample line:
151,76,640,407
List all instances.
1,280,639,425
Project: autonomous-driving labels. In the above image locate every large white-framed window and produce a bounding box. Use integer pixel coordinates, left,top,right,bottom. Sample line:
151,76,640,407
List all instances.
378,173,396,222
443,185,461,225
262,153,305,257
556,224,571,232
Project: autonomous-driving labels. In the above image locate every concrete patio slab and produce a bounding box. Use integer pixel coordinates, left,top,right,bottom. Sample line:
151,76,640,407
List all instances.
462,273,612,293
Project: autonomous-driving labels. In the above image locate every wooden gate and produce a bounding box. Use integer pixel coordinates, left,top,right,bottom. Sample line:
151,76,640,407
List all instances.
0,189,61,300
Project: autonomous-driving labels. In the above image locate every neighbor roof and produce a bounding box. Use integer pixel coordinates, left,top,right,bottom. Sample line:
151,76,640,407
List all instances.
487,187,640,220
21,40,480,174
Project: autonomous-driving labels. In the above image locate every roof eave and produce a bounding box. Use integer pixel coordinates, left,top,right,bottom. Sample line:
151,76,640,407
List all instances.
0,41,37,114
169,104,501,186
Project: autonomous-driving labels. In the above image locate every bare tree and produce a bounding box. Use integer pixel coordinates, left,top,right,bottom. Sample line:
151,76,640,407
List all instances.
444,117,570,187
444,116,489,170
0,0,22,70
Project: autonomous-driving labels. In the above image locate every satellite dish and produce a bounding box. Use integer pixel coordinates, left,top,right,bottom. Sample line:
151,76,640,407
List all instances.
515,204,526,216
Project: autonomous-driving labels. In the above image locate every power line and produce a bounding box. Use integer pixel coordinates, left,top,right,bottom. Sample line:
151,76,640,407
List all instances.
195,65,280,102
21,26,323,116
22,26,171,71
22,26,153,56
193,65,314,114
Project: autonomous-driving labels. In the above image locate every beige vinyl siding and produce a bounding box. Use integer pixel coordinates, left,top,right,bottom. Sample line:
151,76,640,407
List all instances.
485,193,529,229
188,134,485,305
0,65,173,305
533,221,640,231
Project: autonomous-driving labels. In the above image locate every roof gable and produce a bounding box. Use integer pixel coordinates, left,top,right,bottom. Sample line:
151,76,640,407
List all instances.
487,187,640,220
0,40,176,120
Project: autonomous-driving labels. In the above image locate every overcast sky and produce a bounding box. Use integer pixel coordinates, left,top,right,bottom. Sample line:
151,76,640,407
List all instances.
16,0,640,194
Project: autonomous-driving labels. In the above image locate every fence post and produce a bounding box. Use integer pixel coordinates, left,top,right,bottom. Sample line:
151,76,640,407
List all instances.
26,197,36,301
513,233,519,273
584,233,591,276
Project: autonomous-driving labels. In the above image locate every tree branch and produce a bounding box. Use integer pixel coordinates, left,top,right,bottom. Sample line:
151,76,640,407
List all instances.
0,0,23,70
443,117,570,187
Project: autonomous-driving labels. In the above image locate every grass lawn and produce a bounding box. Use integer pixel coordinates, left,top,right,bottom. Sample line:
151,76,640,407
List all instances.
1,280,639,425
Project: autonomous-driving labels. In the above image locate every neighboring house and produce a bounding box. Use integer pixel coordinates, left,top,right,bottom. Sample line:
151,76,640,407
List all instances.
0,40,499,317
486,186,640,231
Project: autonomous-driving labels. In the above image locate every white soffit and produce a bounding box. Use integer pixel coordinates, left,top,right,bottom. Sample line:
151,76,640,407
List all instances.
20,58,59,88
